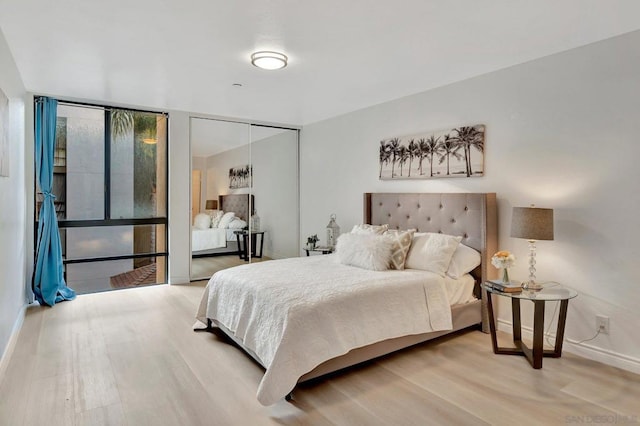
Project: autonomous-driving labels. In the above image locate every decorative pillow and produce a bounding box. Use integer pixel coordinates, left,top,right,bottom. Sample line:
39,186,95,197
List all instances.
193,213,212,230
447,244,481,279
336,233,393,271
218,212,236,229
350,224,389,235
209,210,224,228
405,232,462,276
383,229,415,270
228,218,247,229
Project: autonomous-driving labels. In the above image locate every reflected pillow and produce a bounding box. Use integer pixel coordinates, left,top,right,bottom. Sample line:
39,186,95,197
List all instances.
228,218,247,229
336,233,393,271
218,212,236,229
405,232,462,276
211,210,224,228
447,244,481,279
351,224,389,235
193,213,212,230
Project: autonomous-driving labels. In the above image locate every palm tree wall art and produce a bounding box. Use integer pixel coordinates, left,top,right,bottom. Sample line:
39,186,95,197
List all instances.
378,124,485,180
229,164,252,189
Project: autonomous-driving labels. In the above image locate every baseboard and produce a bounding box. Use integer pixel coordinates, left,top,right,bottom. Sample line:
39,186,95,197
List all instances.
0,304,26,381
169,276,191,285
497,319,640,375
564,340,640,375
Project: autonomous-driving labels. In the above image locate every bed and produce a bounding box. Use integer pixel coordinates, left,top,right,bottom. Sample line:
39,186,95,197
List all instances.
192,194,254,257
196,192,497,405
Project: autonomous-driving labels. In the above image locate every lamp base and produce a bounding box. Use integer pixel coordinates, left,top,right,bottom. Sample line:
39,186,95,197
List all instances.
521,280,543,291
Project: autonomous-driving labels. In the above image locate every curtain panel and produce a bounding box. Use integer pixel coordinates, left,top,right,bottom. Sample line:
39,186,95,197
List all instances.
33,97,75,306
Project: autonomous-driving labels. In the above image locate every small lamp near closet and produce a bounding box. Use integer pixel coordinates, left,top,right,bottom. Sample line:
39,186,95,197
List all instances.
205,199,218,210
510,205,554,290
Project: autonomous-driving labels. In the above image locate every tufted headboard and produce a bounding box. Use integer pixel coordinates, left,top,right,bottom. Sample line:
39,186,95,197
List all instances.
364,192,497,331
219,194,254,222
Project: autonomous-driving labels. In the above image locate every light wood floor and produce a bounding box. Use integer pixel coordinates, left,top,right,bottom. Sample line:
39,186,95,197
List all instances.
191,254,271,281
1,283,639,426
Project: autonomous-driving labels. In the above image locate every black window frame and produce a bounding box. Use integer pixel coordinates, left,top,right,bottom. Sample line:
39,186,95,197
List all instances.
33,97,169,275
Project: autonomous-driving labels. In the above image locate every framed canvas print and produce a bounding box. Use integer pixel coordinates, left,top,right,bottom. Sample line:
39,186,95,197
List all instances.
379,124,485,180
229,164,252,189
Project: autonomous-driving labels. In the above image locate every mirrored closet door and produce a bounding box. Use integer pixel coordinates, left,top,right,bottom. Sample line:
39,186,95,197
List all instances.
249,124,299,260
190,118,299,281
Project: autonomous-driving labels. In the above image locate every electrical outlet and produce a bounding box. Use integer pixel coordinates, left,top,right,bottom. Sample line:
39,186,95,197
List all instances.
596,315,609,335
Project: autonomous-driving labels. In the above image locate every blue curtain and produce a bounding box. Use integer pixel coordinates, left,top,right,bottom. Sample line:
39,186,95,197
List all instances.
34,97,76,306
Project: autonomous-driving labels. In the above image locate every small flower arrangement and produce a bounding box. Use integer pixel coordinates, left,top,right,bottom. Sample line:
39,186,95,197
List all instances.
491,250,515,283
306,234,319,249
491,250,515,269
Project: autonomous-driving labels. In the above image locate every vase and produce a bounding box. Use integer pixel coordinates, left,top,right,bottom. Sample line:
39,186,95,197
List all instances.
502,268,510,284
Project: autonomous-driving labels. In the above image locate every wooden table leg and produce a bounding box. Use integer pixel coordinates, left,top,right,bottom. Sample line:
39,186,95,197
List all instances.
512,298,521,343
235,234,243,259
485,290,499,354
553,300,569,357
257,233,264,258
531,300,546,369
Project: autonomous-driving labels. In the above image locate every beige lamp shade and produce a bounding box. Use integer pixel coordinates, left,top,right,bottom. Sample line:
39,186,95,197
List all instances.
510,207,554,241
205,199,218,210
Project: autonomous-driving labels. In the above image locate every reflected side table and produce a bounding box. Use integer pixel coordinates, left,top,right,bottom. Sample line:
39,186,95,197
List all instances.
234,230,265,261
484,283,577,369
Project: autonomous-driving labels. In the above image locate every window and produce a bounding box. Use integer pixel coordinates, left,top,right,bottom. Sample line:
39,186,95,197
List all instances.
35,99,168,294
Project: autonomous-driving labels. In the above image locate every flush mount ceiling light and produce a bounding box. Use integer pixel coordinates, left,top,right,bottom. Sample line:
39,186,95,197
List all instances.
251,51,288,70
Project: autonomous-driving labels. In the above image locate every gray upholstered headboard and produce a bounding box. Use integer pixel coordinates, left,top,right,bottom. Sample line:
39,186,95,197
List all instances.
219,194,254,222
364,192,498,331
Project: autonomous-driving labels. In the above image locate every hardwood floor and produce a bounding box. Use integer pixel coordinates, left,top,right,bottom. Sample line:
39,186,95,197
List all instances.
191,255,271,281
1,283,638,425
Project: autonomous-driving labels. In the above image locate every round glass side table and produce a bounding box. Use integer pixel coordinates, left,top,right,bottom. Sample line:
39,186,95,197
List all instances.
484,283,578,369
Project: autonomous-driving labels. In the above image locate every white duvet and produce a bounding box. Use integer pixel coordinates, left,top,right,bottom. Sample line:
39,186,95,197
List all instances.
196,255,452,406
191,227,228,252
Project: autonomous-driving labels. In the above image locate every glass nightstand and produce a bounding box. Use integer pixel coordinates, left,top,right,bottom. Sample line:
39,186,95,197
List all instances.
484,283,577,369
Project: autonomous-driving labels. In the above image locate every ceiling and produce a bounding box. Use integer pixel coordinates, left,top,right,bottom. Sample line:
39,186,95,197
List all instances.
190,118,293,157
2,1,640,126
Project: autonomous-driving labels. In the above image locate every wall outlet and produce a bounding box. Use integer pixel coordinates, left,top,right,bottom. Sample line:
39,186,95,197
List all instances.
596,315,609,335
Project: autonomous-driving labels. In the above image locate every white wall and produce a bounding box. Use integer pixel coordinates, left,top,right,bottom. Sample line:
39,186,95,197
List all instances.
167,111,191,284
300,30,640,372
205,143,250,199
0,28,27,371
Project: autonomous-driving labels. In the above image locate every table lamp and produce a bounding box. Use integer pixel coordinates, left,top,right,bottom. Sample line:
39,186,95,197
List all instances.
510,205,554,290
205,199,218,210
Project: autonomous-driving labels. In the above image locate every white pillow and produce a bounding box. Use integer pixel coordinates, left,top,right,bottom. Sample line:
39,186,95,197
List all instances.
228,218,247,229
210,210,224,228
405,232,462,276
351,224,389,235
383,229,415,270
336,233,393,271
447,244,481,279
218,212,236,229
193,213,212,230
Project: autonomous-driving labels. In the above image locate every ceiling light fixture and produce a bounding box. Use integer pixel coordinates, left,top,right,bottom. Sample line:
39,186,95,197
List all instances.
251,51,288,70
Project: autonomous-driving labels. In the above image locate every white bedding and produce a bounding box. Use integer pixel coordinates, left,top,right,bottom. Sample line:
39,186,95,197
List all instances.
192,227,227,252
196,254,453,405
444,273,477,305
